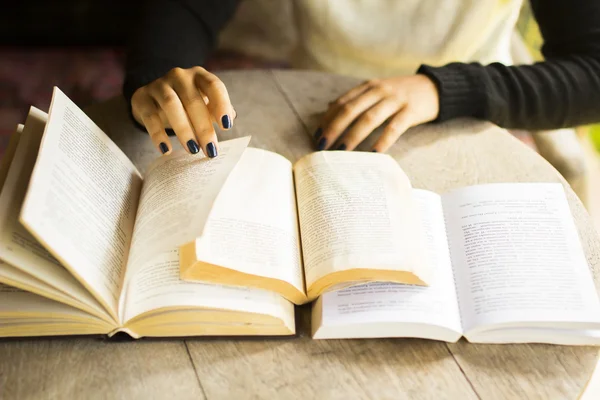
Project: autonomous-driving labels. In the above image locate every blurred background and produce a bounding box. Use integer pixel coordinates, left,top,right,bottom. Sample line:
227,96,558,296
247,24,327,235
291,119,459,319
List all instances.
0,1,598,217
0,0,129,153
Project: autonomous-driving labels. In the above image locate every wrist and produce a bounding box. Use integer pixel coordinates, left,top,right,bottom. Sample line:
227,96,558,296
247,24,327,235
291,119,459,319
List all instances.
417,63,484,122
414,73,440,121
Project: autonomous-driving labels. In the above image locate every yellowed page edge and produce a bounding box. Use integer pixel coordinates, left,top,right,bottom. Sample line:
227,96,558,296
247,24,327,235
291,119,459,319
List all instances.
0,261,112,322
180,257,308,304
306,268,425,301
0,289,115,336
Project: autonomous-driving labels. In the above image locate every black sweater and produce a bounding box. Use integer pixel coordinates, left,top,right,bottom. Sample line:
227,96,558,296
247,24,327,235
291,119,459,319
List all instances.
124,0,600,130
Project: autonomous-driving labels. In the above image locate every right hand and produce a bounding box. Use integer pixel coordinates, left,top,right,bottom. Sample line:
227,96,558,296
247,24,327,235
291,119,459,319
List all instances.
131,66,235,157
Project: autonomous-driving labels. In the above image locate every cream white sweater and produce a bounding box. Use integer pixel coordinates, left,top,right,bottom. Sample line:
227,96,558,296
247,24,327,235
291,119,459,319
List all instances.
219,0,524,78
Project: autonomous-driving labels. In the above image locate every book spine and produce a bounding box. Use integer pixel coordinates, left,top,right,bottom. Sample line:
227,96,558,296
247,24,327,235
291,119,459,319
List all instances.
443,208,465,334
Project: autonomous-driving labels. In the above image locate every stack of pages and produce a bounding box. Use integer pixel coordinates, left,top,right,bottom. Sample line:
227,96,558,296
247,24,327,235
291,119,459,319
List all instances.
1,88,600,345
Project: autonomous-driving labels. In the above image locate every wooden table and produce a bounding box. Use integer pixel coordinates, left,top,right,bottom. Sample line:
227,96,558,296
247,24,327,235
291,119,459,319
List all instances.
2,70,600,399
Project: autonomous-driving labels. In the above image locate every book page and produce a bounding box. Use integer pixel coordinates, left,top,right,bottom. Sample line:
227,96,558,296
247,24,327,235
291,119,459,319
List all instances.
443,183,600,333
319,189,462,332
0,108,106,317
0,261,109,320
193,148,304,294
0,282,99,317
121,249,294,330
0,282,25,294
19,88,142,318
123,137,249,279
0,282,113,336
294,151,430,289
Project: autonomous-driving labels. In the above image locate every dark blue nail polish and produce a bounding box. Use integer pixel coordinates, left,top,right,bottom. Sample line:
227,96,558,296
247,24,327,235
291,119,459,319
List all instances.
221,115,232,129
314,128,322,140
187,140,200,154
317,137,327,151
337,144,347,151
206,142,218,158
159,142,169,154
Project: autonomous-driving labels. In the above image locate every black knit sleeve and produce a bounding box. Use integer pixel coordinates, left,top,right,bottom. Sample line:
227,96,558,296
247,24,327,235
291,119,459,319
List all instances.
123,0,239,104
417,0,600,130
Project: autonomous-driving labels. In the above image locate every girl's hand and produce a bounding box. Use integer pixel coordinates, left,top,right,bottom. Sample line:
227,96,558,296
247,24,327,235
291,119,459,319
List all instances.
131,67,235,157
315,74,439,152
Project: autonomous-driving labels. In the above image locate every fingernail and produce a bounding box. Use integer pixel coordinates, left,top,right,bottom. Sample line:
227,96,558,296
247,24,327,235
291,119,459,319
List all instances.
206,142,218,158
371,149,378,152
187,139,200,154
337,144,347,151
317,137,327,151
314,128,322,141
221,115,232,129
159,142,169,154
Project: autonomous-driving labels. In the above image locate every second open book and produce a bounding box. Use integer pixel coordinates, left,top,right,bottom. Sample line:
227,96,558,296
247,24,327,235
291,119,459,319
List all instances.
313,186,600,344
180,138,433,304
189,144,600,345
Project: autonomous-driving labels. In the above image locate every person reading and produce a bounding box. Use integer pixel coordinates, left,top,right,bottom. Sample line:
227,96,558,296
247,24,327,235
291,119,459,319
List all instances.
123,0,600,156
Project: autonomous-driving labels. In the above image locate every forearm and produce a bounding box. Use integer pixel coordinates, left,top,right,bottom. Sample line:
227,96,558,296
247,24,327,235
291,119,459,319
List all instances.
123,0,239,103
418,0,600,130
418,57,600,130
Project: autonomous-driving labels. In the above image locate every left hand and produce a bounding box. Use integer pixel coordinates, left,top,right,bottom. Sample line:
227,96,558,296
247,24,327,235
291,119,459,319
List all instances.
314,74,440,152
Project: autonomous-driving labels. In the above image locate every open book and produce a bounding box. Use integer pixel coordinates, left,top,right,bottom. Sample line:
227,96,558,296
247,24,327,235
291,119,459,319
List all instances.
0,88,294,338
312,185,600,345
3,88,599,345
180,146,433,304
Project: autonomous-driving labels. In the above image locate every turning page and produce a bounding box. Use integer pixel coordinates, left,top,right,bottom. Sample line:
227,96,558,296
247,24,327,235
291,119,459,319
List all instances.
313,189,462,340
179,148,306,304
0,108,109,320
294,151,431,299
443,183,600,339
124,137,250,280
20,88,143,319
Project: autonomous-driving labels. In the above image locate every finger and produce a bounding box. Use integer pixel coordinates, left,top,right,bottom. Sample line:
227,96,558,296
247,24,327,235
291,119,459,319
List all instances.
157,93,209,127
157,109,171,129
320,88,386,150
338,98,403,151
372,108,414,153
148,81,200,154
134,93,172,155
144,112,173,155
335,79,376,105
194,67,234,130
314,81,374,141
172,72,219,158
